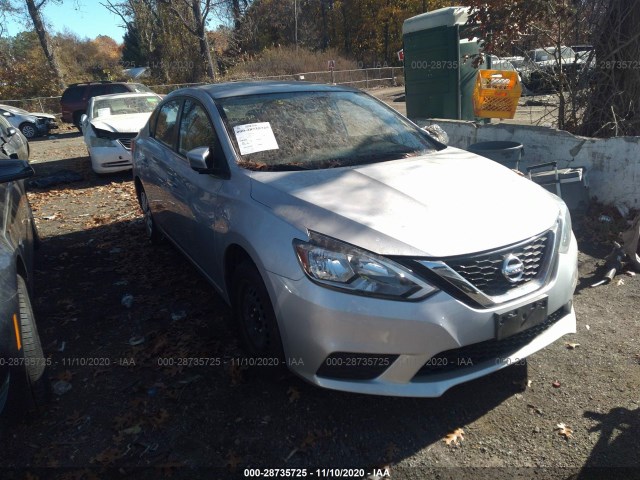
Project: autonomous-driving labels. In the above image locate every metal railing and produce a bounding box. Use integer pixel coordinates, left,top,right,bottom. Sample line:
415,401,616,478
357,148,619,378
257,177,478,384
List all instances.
0,67,404,114
1,96,63,116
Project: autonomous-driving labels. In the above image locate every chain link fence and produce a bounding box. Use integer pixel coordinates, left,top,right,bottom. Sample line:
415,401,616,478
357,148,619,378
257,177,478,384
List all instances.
0,67,404,115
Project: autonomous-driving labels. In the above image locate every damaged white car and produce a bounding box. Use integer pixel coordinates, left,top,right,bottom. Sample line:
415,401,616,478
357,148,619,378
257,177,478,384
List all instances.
81,93,161,174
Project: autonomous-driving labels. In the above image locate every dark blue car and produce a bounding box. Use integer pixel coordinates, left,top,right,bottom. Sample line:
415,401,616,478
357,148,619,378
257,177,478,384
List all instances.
0,157,48,418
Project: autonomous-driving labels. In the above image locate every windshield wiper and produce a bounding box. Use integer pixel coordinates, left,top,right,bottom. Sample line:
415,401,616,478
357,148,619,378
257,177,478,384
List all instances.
264,164,310,171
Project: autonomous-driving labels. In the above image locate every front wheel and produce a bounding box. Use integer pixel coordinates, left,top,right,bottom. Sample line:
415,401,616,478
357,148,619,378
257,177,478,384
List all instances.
19,123,37,139
232,261,284,359
6,275,50,418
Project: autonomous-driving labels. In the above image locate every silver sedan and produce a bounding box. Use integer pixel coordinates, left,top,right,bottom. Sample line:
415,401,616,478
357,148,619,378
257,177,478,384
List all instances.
132,82,578,397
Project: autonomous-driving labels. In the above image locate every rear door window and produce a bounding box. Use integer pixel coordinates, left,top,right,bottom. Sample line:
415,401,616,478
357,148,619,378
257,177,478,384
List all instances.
154,99,181,149
62,86,83,102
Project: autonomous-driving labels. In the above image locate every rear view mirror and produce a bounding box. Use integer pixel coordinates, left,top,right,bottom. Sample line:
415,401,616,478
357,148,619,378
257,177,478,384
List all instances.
187,146,229,177
0,159,34,184
422,124,449,146
187,147,210,172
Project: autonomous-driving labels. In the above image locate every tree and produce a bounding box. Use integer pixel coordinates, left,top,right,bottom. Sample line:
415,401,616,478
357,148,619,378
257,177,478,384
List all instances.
24,0,66,88
464,0,640,137
160,0,218,79
234,0,447,64
0,31,59,98
579,0,640,137
121,23,145,66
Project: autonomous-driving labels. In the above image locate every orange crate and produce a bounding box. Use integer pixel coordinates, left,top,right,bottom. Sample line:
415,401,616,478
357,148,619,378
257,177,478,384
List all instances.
472,69,522,119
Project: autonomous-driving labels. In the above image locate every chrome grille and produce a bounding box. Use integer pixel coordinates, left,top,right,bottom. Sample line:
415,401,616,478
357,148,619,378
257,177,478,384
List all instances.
118,138,132,150
444,232,552,297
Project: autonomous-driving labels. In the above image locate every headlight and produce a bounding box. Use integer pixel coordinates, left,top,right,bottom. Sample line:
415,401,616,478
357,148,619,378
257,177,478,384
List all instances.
558,203,573,253
293,232,438,300
90,136,116,148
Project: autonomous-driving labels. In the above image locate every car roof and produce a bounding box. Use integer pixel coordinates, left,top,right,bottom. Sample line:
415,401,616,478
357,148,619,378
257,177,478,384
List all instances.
90,92,160,101
175,81,360,100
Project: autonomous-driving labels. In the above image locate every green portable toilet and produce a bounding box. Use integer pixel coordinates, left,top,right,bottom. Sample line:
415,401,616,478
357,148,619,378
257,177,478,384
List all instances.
403,6,483,121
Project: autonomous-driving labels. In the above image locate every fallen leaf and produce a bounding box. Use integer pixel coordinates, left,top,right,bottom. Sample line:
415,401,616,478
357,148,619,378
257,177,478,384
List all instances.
225,450,242,472
585,325,590,330
229,363,246,386
527,404,543,415
565,342,580,349
113,411,138,430
552,380,561,388
148,409,169,428
91,447,121,465
287,386,301,403
300,431,319,450
299,429,332,451
616,279,625,286
57,370,74,382
443,428,465,446
120,424,142,435
555,423,573,439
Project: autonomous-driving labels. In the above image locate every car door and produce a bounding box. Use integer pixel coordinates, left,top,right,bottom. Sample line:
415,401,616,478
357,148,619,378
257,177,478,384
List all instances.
169,97,228,287
141,98,182,234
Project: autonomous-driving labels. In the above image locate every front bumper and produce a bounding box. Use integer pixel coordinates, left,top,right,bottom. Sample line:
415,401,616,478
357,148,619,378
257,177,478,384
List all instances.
89,145,133,174
263,235,578,397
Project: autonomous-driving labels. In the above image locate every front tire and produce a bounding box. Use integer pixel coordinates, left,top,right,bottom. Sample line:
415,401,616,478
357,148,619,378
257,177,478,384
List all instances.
232,261,284,359
7,275,50,417
19,123,37,139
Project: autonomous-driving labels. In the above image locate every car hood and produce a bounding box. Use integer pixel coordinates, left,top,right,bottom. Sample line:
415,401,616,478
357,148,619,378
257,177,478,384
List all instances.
90,113,151,133
31,112,56,120
249,147,560,258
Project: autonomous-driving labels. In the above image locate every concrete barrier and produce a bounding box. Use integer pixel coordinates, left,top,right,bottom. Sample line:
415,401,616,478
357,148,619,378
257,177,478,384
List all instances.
415,119,640,208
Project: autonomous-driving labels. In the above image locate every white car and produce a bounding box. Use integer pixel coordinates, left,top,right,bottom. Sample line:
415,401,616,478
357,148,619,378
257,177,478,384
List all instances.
81,93,161,174
0,104,57,139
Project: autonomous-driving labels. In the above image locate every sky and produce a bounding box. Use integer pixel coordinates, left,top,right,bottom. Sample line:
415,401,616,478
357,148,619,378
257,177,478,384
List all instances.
5,0,127,42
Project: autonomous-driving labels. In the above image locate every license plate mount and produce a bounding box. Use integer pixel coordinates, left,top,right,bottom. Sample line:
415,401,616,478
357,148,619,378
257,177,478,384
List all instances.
495,297,548,340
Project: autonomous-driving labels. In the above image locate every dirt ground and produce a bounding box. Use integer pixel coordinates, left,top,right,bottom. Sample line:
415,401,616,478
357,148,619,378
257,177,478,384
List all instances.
0,121,638,480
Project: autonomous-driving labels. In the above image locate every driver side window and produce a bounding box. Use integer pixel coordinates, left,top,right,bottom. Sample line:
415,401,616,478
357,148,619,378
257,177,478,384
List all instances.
178,99,217,156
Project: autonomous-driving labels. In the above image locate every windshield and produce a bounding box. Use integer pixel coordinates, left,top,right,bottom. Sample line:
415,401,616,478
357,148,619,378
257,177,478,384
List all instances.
217,91,437,171
92,95,160,118
131,84,152,93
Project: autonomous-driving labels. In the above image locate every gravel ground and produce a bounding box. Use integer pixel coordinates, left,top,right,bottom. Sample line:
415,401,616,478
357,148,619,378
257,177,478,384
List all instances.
0,124,638,480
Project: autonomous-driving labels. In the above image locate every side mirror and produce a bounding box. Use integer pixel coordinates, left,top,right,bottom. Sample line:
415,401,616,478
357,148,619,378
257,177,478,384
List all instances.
0,159,34,184
422,124,449,146
2,111,11,117
187,146,229,177
6,127,16,137
187,146,210,172
80,114,88,125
